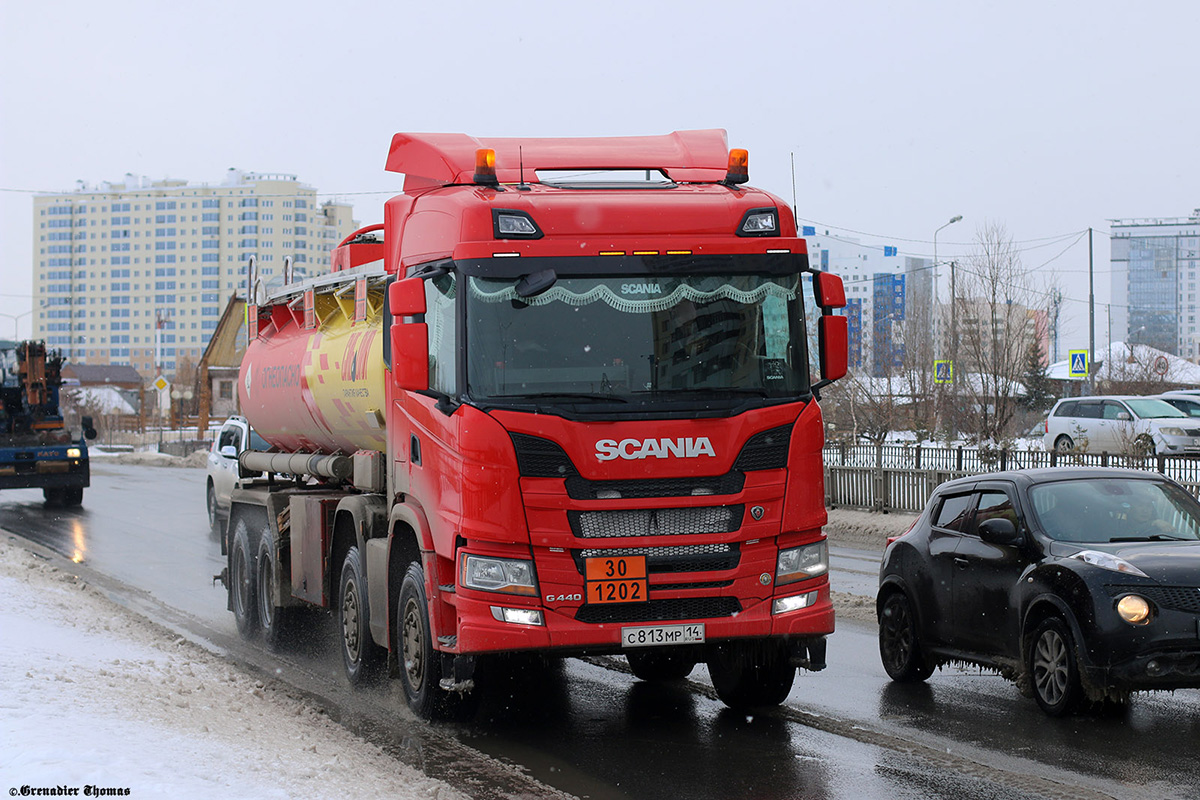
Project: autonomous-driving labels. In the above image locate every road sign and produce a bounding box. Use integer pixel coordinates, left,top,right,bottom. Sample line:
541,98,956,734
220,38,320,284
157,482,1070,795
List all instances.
1154,355,1169,375
1068,350,1089,379
152,376,169,392
934,360,953,384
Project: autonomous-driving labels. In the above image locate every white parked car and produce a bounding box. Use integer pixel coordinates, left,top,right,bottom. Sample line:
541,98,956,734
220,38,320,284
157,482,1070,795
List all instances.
1043,395,1200,456
1157,391,1200,419
206,416,269,536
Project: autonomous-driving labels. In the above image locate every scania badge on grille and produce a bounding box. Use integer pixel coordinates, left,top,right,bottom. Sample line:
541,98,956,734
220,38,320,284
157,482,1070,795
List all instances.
750,505,765,520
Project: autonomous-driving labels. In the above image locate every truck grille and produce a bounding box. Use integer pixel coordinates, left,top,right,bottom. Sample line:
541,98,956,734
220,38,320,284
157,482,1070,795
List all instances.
575,596,741,624
574,543,740,574
565,473,745,500
569,506,743,539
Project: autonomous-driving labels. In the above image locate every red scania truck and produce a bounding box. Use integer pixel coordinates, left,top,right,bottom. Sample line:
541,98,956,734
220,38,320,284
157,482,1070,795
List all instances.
223,130,848,717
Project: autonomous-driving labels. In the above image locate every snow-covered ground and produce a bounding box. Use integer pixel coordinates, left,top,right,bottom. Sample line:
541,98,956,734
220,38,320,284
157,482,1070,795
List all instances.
0,536,463,800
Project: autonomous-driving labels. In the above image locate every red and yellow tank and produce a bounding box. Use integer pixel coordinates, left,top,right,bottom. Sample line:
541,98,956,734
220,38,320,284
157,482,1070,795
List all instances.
239,274,388,455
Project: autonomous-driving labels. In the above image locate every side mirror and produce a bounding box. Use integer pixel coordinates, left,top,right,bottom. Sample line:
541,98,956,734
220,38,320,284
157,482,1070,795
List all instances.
81,415,97,440
388,277,426,316
388,277,431,392
813,271,846,310
817,314,848,384
220,445,238,458
1116,411,1132,421
978,517,1021,546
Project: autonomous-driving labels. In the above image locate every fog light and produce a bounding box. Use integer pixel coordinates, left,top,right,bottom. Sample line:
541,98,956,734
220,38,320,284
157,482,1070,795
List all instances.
1116,594,1151,625
773,591,817,615
490,606,544,626
1146,659,1164,677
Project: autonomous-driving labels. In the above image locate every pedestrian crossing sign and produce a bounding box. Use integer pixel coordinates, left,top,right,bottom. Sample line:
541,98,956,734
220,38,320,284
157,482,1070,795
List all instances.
1069,350,1089,379
934,360,953,384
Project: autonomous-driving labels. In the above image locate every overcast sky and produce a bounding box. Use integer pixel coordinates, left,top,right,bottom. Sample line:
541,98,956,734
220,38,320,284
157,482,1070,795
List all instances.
2,0,1196,352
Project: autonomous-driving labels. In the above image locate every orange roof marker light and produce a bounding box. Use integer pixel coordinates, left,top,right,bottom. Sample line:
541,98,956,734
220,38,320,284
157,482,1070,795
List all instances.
724,148,749,185
474,148,498,186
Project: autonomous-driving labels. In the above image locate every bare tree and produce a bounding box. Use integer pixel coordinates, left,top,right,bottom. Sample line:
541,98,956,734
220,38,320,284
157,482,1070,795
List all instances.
948,222,1045,445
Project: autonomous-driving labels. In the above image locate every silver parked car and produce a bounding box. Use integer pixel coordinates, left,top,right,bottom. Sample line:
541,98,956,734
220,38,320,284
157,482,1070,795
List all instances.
1043,395,1200,456
206,415,268,536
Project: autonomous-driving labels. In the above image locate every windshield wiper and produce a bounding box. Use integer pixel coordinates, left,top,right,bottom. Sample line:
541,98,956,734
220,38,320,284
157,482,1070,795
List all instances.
508,392,629,404
1109,534,1190,542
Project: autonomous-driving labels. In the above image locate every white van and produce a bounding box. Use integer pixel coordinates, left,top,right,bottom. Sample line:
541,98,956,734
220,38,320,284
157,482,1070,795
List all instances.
1043,395,1200,456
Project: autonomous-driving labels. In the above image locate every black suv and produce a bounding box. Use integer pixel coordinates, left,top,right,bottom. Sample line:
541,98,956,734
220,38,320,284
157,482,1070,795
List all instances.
877,468,1200,715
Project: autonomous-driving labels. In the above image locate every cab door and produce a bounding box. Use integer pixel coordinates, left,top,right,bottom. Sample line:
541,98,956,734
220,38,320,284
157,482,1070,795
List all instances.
951,483,1029,658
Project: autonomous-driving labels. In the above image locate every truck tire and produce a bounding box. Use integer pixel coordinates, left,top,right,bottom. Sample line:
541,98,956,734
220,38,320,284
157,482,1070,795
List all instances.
230,518,259,639
43,487,81,507
338,546,384,685
62,487,83,507
707,641,795,709
627,651,696,682
397,562,442,718
256,528,291,649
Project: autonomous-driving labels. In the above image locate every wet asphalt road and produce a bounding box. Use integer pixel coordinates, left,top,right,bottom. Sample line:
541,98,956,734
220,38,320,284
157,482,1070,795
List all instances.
2,462,1198,800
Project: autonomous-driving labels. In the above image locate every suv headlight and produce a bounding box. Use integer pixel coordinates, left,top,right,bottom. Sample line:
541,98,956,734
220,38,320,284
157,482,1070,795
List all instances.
1159,426,1185,437
776,540,828,585
1069,550,1149,578
461,554,538,596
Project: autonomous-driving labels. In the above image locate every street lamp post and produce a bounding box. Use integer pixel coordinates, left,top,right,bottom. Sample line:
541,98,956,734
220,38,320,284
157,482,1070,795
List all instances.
933,215,962,441
0,310,34,342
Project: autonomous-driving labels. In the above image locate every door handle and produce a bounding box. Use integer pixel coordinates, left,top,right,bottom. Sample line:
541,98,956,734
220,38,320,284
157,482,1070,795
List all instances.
410,434,422,466
954,557,969,568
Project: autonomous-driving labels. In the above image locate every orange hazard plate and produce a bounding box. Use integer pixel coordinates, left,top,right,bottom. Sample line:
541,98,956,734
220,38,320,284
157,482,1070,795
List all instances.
584,555,648,604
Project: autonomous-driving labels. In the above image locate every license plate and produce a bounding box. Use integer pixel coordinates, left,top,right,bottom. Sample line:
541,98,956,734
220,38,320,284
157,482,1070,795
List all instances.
622,623,706,648
584,555,648,605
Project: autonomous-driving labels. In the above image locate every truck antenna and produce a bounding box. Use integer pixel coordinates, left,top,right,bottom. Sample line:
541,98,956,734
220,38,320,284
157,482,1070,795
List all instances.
790,152,798,223
517,146,531,191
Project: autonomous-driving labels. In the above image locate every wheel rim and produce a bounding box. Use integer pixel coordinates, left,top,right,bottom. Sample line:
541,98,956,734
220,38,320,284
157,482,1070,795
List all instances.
402,596,425,691
258,552,274,630
1055,437,1073,453
1033,628,1069,706
207,488,216,525
342,577,361,664
881,597,913,669
232,544,250,618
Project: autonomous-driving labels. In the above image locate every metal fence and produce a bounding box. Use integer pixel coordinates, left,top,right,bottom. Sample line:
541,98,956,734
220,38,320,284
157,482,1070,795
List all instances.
823,444,1200,513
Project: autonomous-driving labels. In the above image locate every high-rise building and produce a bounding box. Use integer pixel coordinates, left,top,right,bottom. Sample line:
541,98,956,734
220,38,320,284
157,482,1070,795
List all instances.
31,171,357,376
1109,209,1200,359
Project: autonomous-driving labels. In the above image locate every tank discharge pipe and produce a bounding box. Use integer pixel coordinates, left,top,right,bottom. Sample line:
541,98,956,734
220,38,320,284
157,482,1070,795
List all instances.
239,451,353,481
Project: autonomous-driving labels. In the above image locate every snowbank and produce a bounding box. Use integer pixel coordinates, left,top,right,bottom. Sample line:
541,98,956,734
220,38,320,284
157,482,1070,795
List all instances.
0,537,464,800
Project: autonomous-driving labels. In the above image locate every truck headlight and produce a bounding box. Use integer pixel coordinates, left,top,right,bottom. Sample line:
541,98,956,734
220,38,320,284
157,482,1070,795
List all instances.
776,540,828,585
461,554,537,596
67,448,82,459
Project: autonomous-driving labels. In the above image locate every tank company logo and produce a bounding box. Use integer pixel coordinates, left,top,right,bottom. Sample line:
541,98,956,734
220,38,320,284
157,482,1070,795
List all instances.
341,331,376,382
594,437,716,461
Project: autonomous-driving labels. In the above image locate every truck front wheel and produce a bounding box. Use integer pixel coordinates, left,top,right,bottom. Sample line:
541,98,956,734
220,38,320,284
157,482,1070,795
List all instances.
230,518,259,639
398,563,440,718
707,641,796,709
339,546,383,685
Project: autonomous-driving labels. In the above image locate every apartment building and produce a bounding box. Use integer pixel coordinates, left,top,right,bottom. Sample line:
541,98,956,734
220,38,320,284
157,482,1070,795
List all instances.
1110,209,1200,359
31,170,357,376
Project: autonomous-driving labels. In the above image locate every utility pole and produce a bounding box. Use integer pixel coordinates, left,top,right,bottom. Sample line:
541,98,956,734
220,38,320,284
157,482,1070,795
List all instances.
1088,227,1095,395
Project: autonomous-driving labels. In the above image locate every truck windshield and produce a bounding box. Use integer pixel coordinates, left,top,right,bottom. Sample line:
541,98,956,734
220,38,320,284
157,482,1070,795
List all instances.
465,272,814,409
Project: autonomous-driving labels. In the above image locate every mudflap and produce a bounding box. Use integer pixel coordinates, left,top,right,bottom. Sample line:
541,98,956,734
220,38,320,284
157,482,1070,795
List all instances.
787,636,827,672
439,653,477,693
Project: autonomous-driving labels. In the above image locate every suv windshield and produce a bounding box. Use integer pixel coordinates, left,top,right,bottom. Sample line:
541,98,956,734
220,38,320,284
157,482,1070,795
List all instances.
465,272,811,407
1030,478,1200,543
